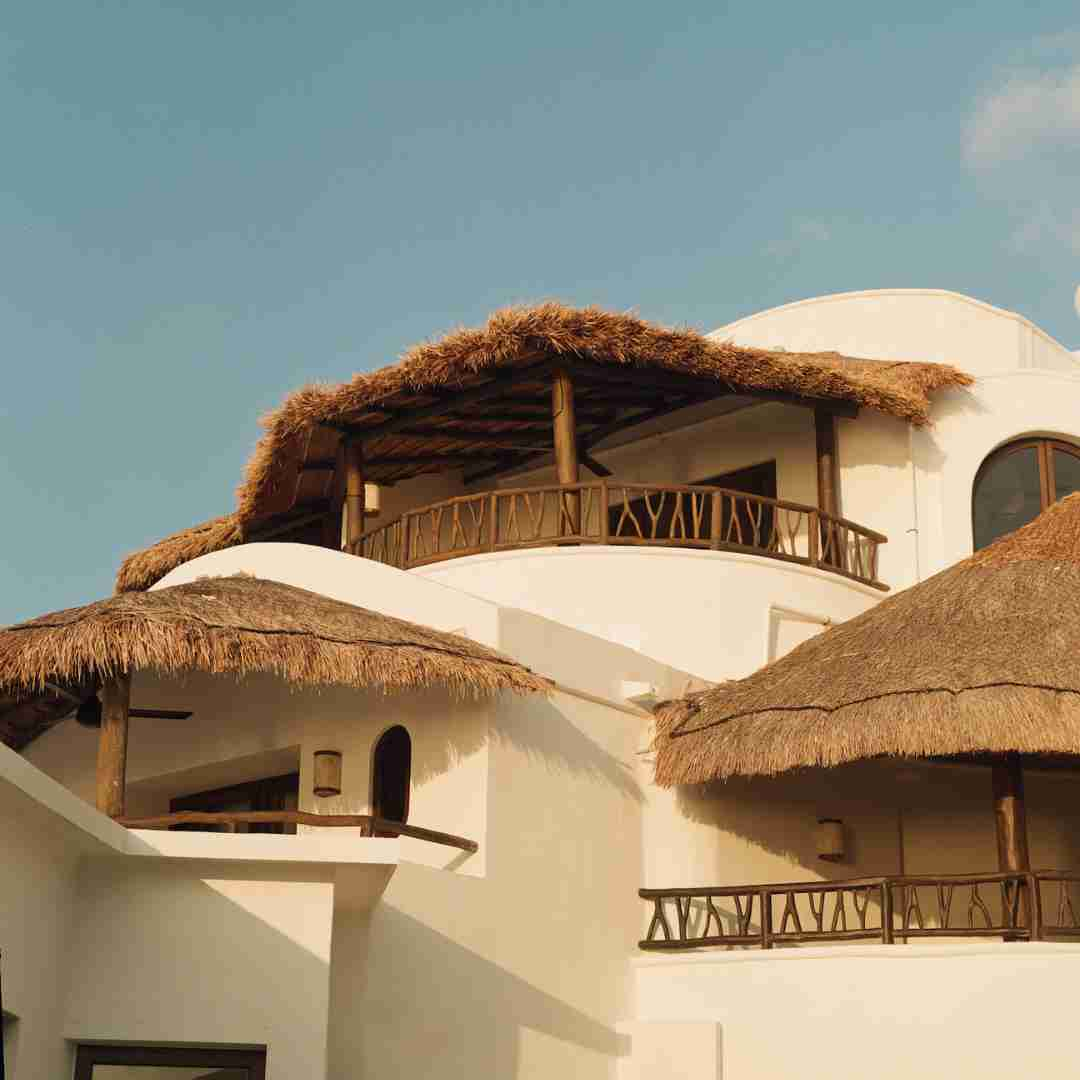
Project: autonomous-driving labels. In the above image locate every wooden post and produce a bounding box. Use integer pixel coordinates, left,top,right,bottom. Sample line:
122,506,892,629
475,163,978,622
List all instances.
552,367,580,535
96,673,131,817
992,751,1032,936
322,439,347,549
815,407,839,565
343,438,365,554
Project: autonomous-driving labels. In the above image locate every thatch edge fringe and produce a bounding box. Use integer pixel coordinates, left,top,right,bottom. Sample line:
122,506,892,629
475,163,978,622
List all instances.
116,513,243,594
0,615,549,700
653,686,1080,785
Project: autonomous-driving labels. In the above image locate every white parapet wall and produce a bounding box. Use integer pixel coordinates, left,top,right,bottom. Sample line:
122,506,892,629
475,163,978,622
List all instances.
626,943,1080,1079
418,546,881,682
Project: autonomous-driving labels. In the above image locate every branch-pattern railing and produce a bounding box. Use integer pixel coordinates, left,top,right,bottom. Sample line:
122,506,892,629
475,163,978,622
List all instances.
358,482,888,589
639,872,1080,950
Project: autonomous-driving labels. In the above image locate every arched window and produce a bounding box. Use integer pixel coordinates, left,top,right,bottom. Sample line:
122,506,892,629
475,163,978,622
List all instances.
973,438,1080,549
372,725,411,828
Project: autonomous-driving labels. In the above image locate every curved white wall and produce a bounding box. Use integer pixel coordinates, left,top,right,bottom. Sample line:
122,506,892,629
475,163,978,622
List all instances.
919,369,1080,572
717,288,1077,375
417,546,881,682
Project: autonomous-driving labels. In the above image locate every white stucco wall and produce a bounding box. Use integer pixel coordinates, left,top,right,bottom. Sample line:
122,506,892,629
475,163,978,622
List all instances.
717,288,1077,375
0,745,356,1080
63,860,335,1079
419,547,880,682
627,942,1080,1079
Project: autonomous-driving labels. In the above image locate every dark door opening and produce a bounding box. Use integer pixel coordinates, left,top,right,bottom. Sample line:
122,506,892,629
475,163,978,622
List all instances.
372,726,411,835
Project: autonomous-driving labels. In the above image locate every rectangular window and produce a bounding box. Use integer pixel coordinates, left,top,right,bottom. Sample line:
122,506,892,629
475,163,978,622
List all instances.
74,1045,266,1078
169,772,300,835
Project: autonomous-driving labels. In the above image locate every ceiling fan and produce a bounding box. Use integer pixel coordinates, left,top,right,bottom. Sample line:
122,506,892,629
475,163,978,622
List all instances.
45,683,192,727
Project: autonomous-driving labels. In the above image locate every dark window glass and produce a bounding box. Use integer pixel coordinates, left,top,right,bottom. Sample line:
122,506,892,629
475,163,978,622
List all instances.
373,726,411,829
1054,446,1080,502
973,439,1080,550
972,445,1042,550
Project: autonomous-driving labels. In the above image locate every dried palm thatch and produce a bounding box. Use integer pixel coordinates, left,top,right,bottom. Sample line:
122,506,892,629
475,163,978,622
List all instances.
116,513,244,594
0,574,549,749
237,302,972,522
654,493,1080,785
115,303,972,592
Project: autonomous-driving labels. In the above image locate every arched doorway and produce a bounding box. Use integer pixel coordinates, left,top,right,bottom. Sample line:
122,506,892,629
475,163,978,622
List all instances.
972,438,1080,550
372,725,411,832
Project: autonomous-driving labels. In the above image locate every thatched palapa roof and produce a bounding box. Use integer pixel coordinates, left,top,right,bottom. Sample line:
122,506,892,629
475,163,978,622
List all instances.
116,514,244,594
654,493,1080,785
238,303,971,520
0,574,549,749
117,303,972,592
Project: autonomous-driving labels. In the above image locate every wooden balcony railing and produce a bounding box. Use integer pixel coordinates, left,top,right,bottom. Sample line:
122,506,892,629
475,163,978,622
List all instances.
116,810,478,852
358,482,888,590
639,871,1080,950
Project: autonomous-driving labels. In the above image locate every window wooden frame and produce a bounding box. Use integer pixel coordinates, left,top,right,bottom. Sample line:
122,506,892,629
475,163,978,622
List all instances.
73,1043,266,1078
973,438,1080,548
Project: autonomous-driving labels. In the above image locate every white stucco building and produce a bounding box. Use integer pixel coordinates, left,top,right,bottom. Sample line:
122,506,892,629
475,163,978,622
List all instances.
2,289,1080,1078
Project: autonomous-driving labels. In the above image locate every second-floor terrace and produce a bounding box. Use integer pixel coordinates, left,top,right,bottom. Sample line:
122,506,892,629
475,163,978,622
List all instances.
116,304,971,600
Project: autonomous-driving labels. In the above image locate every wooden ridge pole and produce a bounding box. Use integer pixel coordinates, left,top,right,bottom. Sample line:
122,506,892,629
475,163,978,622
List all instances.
96,673,131,817
343,438,366,553
552,367,580,535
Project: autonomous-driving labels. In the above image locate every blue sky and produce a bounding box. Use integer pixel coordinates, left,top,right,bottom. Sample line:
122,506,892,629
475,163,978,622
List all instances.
2,2,1079,622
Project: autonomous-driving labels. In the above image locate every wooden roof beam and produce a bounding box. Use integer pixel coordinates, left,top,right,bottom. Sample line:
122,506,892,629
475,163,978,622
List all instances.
568,358,860,417
341,359,558,441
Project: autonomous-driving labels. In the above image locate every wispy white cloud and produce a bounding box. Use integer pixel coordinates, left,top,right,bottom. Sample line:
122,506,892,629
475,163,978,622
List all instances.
966,64,1080,165
965,33,1080,257
1009,203,1080,257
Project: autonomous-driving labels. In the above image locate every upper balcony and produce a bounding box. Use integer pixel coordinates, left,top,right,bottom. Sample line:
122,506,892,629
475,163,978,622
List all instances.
113,304,971,598
357,480,888,590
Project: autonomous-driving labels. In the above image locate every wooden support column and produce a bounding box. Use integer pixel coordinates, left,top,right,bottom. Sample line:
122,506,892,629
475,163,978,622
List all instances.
322,440,347,549
95,673,131,817
993,753,1031,872
552,367,580,535
992,751,1032,937
343,438,366,554
814,407,839,565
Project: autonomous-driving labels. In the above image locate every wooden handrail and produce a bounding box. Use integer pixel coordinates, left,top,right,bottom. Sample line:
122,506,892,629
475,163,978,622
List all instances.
115,810,478,853
357,480,889,589
638,870,1080,950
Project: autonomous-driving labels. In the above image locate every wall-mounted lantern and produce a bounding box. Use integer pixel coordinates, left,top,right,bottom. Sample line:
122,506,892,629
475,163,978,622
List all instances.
817,818,845,862
313,750,343,798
